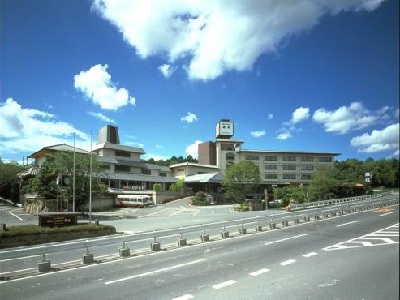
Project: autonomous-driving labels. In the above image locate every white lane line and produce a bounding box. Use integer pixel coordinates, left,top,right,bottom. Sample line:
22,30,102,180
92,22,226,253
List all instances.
9,210,23,221
302,252,318,258
172,294,194,300
275,238,290,243
336,221,359,227
249,268,270,277
212,280,237,290
105,258,204,285
0,267,35,275
280,259,296,266
380,212,393,217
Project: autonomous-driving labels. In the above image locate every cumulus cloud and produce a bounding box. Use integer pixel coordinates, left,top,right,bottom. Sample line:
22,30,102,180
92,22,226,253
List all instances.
180,112,198,123
0,98,89,156
185,140,203,158
158,64,177,78
250,130,266,138
87,111,115,123
74,64,136,110
268,114,274,120
92,0,385,80
276,106,309,140
350,123,399,154
291,107,310,124
312,102,389,134
277,131,292,140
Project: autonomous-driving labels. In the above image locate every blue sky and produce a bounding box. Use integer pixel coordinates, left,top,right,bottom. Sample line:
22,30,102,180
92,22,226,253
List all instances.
1,0,399,163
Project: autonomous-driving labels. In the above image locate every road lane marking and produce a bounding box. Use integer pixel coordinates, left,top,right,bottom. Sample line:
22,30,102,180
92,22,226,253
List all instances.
336,221,359,227
302,252,318,258
280,259,296,266
249,268,270,276
9,210,23,221
372,208,393,213
380,212,393,216
265,233,308,246
323,223,399,251
172,294,194,300
212,280,237,290
105,258,205,285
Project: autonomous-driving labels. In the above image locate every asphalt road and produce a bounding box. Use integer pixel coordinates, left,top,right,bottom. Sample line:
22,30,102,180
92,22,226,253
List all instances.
0,196,398,299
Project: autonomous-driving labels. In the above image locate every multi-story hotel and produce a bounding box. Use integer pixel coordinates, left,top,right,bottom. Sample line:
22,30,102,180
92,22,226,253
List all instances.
191,119,340,186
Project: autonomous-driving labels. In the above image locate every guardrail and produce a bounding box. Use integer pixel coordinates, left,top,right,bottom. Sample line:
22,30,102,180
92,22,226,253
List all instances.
289,193,385,210
0,194,398,281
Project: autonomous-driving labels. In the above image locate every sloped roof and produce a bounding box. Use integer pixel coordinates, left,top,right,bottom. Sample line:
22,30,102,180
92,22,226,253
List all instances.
184,172,224,183
28,144,88,158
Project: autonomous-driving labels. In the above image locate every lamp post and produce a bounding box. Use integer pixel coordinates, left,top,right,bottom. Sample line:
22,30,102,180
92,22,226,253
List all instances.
73,132,76,212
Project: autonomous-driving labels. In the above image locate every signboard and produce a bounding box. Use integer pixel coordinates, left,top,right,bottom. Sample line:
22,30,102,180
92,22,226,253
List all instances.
364,171,372,183
38,213,79,227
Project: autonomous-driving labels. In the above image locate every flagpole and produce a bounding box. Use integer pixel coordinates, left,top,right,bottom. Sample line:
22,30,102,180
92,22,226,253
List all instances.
89,131,93,222
73,132,76,212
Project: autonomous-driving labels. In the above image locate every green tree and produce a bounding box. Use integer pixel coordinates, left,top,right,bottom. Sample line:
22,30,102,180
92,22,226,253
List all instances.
222,161,260,203
152,183,162,191
26,152,106,210
0,161,28,203
169,178,185,192
307,168,339,201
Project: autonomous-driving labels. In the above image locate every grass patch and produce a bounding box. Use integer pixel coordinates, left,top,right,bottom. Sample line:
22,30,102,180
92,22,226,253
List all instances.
1,223,116,238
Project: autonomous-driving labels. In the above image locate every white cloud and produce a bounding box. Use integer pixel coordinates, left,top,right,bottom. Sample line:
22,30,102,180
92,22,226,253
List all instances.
92,0,385,81
276,131,292,140
350,123,399,154
180,112,198,123
158,64,177,78
268,114,274,120
291,107,310,124
0,98,89,157
87,111,115,123
74,64,136,110
185,140,202,158
250,130,266,138
312,102,389,134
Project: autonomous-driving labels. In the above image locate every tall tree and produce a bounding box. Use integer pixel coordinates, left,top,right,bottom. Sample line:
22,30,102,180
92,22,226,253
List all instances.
0,161,28,202
25,152,107,210
222,161,260,203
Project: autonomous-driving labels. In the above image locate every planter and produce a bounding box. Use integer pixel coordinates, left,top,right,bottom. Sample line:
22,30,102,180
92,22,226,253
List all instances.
239,227,247,235
269,222,276,229
221,231,229,239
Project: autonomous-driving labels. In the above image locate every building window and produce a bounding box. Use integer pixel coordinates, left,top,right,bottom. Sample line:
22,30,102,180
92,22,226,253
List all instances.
221,144,235,151
319,156,332,162
245,155,259,161
301,174,312,180
115,150,131,157
265,156,277,161
160,172,166,177
283,156,296,161
301,165,314,171
301,156,314,162
142,169,151,175
265,174,278,179
115,165,131,173
282,164,296,170
177,168,185,172
282,173,296,180
226,152,235,161
101,164,111,170
265,164,277,170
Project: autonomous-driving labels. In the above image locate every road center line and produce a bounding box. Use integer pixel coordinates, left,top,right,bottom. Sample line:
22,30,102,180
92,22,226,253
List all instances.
336,220,359,227
212,280,237,290
302,252,318,258
9,210,23,221
280,259,296,266
172,294,194,300
380,212,393,217
249,268,270,276
104,258,205,285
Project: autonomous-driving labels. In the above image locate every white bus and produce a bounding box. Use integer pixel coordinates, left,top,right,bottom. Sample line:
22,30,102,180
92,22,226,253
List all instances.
115,195,154,208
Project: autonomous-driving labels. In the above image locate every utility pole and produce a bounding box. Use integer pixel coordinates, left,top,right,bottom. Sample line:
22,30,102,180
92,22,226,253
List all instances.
89,131,93,222
73,132,76,212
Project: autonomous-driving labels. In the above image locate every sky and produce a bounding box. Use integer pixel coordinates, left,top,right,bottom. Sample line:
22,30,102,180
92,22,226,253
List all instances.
1,0,399,164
